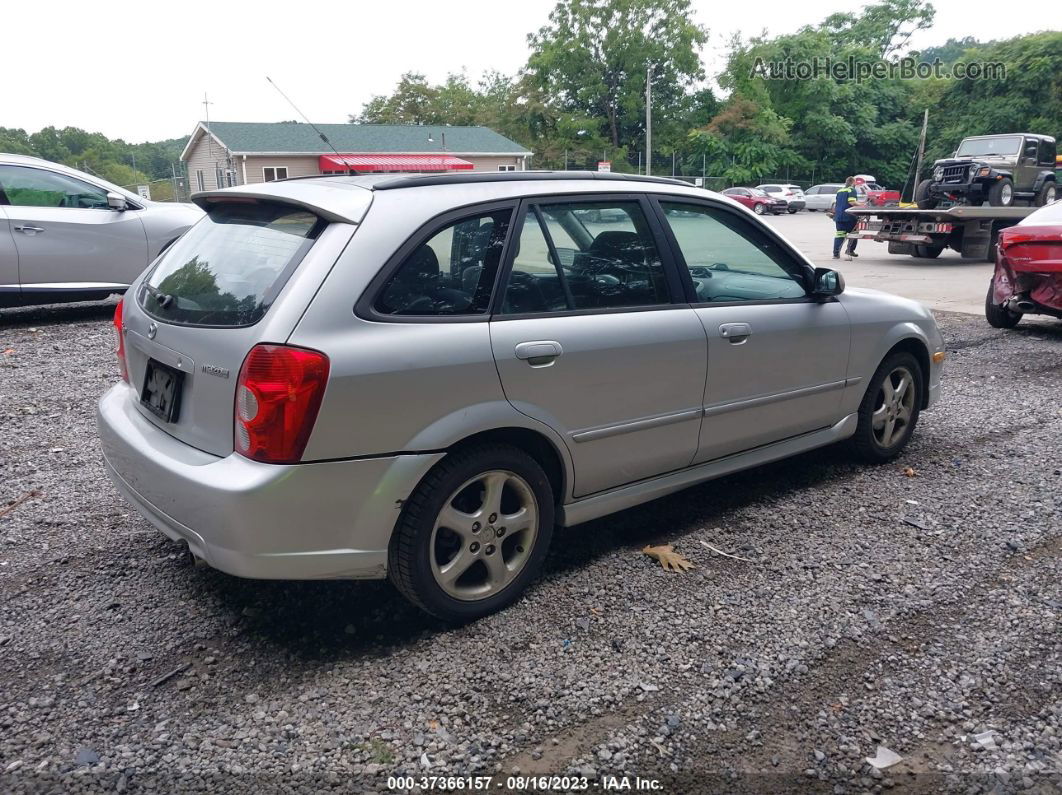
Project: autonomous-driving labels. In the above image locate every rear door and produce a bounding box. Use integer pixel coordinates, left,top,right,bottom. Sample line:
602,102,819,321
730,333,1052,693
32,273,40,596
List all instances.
489,195,707,497
0,206,18,304
654,197,851,463
121,200,344,456
0,164,149,292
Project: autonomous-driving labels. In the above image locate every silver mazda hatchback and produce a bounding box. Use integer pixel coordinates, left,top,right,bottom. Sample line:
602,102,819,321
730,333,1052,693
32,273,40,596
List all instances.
97,172,944,621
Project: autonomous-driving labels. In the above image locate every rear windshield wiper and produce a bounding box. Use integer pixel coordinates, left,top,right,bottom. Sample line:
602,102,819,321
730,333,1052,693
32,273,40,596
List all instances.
142,282,175,309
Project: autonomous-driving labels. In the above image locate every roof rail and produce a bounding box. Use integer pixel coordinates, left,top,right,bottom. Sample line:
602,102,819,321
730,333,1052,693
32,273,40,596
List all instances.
371,171,691,190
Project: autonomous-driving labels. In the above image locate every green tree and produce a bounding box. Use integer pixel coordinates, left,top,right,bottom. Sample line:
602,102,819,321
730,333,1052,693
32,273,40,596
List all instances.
924,32,1062,165
526,0,708,149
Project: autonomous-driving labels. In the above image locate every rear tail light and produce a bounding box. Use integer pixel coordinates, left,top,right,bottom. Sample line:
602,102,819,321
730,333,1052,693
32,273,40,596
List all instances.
234,344,330,464
113,299,129,383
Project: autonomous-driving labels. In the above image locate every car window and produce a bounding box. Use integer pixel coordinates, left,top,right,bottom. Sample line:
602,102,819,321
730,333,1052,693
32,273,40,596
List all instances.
762,186,780,193
0,165,109,209
376,209,512,316
500,200,670,314
660,202,808,303
1019,199,1062,225
141,201,321,327
1036,139,1056,165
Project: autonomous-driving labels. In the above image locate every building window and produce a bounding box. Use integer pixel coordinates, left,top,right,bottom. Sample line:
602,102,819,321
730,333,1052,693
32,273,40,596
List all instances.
498,165,517,172
215,168,225,189
263,167,288,182
226,171,236,187
196,170,205,192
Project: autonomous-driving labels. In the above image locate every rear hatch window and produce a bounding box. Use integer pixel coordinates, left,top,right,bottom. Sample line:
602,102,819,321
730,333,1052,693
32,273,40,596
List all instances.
140,201,323,327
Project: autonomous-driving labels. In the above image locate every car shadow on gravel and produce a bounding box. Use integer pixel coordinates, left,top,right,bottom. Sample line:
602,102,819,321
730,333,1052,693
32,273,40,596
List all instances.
0,298,118,328
168,442,864,667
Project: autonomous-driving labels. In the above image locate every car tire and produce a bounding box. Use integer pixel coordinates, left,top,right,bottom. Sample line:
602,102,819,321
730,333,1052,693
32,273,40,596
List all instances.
914,179,937,210
753,203,766,215
984,282,1021,329
388,443,554,622
850,352,923,464
988,178,1014,207
787,207,799,214
912,245,943,259
1035,181,1057,207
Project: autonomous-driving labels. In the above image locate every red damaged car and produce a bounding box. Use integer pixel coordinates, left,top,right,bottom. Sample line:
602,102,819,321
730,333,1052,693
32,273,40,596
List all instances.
986,199,1062,328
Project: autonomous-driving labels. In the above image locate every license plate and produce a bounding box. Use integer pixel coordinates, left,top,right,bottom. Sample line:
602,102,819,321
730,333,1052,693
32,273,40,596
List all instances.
140,359,183,423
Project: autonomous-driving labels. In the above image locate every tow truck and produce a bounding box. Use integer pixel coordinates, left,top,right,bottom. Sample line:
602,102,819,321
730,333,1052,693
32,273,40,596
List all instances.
846,205,1038,261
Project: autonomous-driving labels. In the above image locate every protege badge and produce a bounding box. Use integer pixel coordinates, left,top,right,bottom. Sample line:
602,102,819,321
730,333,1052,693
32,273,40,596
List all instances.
201,364,230,379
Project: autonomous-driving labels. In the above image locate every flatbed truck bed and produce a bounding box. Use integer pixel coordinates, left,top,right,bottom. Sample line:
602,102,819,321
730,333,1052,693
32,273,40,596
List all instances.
847,206,1037,261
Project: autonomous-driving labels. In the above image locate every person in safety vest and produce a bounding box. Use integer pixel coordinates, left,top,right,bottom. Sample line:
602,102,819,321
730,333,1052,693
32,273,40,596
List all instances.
833,177,862,260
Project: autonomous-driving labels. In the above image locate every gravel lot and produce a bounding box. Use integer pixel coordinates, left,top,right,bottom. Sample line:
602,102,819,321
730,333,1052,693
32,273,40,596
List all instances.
1,301,1059,794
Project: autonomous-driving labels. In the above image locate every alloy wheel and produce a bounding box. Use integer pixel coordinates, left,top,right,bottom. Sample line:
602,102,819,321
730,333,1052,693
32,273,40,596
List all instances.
429,470,538,601
872,366,916,449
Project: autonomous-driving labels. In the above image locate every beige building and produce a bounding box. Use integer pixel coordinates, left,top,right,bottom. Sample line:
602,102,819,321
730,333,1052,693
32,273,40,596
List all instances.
180,121,531,191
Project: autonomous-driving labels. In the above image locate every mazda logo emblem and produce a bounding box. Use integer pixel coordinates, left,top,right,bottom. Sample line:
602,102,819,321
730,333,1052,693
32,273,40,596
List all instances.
147,322,158,340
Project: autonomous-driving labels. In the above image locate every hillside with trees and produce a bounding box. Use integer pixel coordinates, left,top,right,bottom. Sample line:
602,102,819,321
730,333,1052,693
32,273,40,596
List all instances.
0,126,187,197
353,0,1061,191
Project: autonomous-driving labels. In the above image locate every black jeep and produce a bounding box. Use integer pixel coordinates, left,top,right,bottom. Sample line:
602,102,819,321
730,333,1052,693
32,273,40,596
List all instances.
916,134,1057,209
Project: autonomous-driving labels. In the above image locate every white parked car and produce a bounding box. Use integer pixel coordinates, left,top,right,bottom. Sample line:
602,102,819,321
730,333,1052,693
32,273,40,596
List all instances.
756,183,807,213
804,184,844,212
0,153,202,308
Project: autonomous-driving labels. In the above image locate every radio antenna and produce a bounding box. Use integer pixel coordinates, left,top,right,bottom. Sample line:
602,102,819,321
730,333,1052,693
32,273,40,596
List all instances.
265,76,346,169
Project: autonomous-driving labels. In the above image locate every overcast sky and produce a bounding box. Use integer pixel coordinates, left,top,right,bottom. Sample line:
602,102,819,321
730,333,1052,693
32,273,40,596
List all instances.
7,0,1056,143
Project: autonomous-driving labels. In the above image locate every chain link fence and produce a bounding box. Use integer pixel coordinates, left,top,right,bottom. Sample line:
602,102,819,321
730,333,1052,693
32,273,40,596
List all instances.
116,175,193,203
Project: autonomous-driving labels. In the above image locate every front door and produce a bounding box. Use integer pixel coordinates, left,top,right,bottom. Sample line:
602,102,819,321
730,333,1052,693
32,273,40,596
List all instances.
654,198,851,463
490,197,707,497
0,206,18,305
0,164,148,294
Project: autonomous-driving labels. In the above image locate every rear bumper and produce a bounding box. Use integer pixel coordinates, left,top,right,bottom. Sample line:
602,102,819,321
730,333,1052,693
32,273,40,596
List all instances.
97,384,443,580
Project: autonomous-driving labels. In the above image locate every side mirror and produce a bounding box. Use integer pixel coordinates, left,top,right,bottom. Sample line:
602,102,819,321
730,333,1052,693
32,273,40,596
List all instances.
812,267,845,298
107,192,128,211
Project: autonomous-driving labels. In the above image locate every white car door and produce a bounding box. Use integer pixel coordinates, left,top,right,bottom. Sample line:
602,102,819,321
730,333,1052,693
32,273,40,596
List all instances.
0,165,148,296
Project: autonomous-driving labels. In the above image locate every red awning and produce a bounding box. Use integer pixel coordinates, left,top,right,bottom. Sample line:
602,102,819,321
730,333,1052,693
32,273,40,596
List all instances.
319,154,474,172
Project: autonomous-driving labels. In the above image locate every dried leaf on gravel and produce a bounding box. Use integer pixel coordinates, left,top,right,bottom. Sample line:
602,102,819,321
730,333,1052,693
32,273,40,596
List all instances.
642,544,695,572
903,467,918,477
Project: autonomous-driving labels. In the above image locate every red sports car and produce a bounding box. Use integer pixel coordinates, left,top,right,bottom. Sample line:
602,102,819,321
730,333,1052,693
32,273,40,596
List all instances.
721,187,788,215
986,199,1062,328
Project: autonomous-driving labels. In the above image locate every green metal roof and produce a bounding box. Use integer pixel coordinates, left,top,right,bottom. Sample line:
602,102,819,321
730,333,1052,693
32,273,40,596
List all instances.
198,121,530,155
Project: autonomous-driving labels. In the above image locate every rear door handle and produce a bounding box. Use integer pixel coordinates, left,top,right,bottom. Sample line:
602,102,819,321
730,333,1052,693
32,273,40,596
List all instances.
515,340,563,366
14,225,44,235
719,322,752,343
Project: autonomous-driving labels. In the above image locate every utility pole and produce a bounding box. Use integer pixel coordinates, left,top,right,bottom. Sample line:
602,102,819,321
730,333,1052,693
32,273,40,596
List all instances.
645,64,653,177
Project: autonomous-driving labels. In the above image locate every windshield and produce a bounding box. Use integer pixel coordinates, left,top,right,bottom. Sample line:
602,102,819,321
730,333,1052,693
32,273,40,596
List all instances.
1019,199,1062,226
140,201,323,327
956,136,1021,157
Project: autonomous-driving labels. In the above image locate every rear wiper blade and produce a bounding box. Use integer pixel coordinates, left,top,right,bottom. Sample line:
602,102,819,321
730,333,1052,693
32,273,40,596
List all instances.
142,282,175,309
